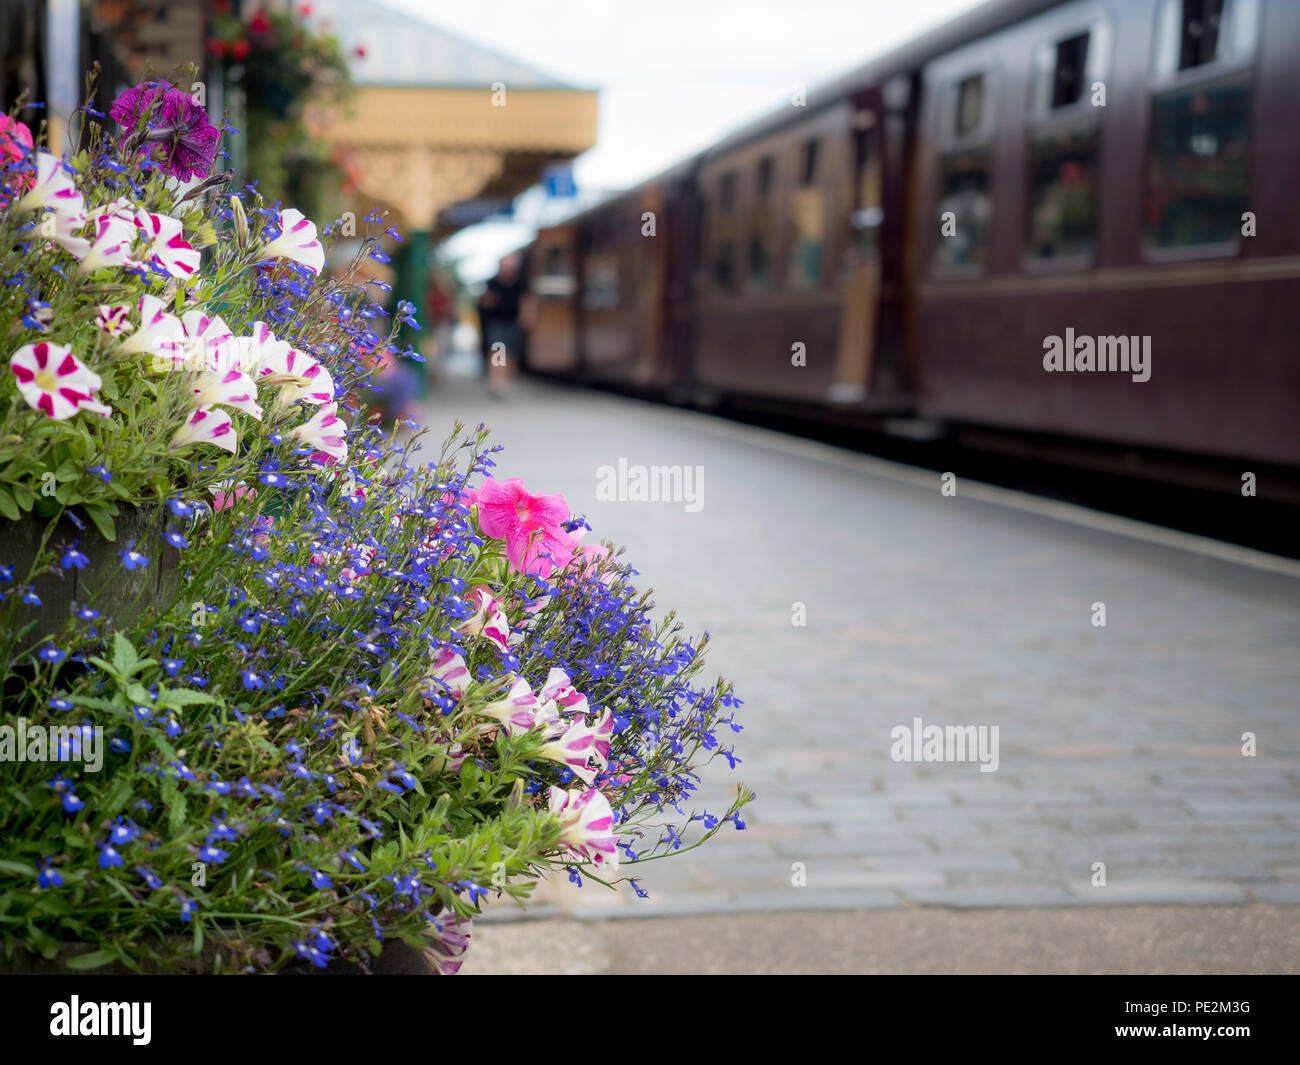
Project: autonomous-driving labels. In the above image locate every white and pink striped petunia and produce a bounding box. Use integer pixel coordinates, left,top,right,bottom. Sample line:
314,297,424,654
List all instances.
288,401,347,463
135,210,199,279
258,208,325,275
191,369,263,420
536,717,602,785
9,342,111,421
170,407,236,454
478,676,538,737
95,304,130,337
589,708,614,773
428,647,471,700
180,310,237,373
63,213,141,274
537,667,590,719
12,152,85,223
257,344,334,407
119,294,186,364
547,786,619,870
458,586,511,651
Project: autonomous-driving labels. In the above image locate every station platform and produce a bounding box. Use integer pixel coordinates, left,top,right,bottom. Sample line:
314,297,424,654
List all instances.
412,377,1300,968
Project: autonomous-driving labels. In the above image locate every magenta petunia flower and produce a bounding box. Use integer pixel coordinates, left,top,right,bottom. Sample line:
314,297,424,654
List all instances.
476,477,575,578
110,82,220,182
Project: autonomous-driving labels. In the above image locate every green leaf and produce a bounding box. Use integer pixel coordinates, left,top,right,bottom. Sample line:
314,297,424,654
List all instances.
63,948,122,970
159,688,215,708
101,777,133,819
70,692,118,711
0,860,36,878
160,777,188,836
111,632,139,677
0,487,17,522
84,503,116,541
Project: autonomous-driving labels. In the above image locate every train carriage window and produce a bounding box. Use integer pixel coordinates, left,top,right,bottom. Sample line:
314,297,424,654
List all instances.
710,171,739,294
1145,0,1258,253
583,256,620,310
748,155,775,289
935,150,992,270
955,75,984,138
851,118,884,256
1152,0,1259,77
1026,123,1101,261
788,138,824,288
934,72,994,273
1024,20,1110,267
1144,78,1249,249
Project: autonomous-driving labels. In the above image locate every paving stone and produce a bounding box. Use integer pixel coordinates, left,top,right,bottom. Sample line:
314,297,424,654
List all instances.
1064,880,1251,904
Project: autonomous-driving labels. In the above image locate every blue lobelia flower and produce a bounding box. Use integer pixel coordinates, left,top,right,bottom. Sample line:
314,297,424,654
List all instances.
38,862,65,889
119,542,149,571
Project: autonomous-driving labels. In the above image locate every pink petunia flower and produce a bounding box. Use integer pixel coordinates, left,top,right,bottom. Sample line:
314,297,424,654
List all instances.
476,477,576,578
258,208,325,275
9,342,111,421
547,786,619,870
569,541,611,580
0,115,34,204
210,480,257,512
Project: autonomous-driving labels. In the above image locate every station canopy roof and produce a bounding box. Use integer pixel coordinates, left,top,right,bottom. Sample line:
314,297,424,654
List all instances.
306,0,597,238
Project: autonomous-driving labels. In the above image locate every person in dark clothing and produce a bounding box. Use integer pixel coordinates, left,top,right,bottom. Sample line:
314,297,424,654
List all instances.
477,252,527,396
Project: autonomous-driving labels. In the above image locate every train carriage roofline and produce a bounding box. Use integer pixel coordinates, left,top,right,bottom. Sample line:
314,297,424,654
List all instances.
540,0,1069,230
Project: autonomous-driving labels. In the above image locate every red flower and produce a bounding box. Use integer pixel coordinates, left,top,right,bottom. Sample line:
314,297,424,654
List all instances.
231,39,251,60
248,9,271,35
205,38,227,58
354,45,366,59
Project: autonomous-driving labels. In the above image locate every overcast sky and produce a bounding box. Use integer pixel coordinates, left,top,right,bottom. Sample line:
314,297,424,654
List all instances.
377,0,985,278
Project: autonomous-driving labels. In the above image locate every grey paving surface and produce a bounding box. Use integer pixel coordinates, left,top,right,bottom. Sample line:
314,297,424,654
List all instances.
461,905,1300,974
413,377,1300,922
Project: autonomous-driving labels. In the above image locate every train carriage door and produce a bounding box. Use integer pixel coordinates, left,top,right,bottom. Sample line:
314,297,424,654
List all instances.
528,226,580,373
832,107,884,404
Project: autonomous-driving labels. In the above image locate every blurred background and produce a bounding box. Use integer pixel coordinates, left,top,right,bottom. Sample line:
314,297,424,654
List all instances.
4,0,1300,974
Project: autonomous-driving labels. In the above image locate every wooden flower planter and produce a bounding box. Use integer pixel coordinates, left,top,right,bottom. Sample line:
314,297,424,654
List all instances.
7,505,181,644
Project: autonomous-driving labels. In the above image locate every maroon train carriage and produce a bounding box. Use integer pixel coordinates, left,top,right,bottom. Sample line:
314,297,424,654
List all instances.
525,0,1300,496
